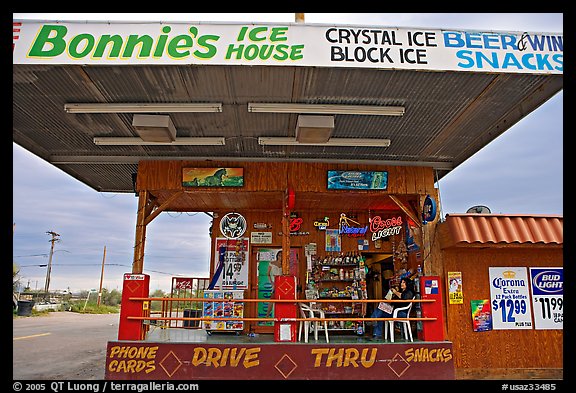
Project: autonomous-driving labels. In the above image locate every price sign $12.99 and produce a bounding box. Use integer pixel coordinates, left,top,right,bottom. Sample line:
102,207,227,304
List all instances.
492,298,527,322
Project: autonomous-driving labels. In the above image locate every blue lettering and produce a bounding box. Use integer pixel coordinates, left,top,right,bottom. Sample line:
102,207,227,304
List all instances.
536,54,553,70
552,53,563,71
455,50,475,68
465,32,483,49
443,31,465,48
476,51,499,68
502,53,523,69
500,34,517,50
520,54,537,70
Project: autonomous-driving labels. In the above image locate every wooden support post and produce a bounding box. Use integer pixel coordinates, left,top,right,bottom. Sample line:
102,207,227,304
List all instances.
133,190,148,274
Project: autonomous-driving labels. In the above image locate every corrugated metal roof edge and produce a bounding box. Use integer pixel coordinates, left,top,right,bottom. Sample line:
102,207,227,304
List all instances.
439,213,563,247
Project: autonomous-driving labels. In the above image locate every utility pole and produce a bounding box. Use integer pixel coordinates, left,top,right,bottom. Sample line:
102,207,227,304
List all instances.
44,231,60,302
97,246,107,306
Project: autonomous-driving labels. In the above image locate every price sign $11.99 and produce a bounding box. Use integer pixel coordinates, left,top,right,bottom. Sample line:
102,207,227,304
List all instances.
533,296,563,324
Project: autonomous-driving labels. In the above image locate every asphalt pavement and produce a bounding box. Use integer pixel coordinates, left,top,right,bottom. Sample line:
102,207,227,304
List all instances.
13,311,120,380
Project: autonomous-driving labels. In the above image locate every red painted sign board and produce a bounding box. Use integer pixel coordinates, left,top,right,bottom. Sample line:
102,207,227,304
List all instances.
105,341,454,380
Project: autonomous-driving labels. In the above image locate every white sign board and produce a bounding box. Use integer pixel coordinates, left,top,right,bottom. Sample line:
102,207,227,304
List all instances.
529,267,563,330
213,238,249,289
13,20,562,75
489,267,533,330
250,231,273,244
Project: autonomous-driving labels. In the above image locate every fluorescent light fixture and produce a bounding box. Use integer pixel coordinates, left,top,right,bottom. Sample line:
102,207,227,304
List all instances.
258,137,391,147
64,102,223,113
93,137,226,146
248,103,404,116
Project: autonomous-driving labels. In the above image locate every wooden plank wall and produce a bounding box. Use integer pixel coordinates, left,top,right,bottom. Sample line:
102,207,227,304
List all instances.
441,247,563,379
137,160,436,194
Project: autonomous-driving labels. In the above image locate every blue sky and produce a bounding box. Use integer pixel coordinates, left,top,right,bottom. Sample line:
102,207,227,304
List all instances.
12,13,563,294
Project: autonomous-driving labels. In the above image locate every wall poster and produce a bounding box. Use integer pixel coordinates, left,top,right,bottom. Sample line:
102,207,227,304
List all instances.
212,238,249,289
470,299,493,332
183,167,244,187
447,271,463,304
256,248,299,326
327,170,388,190
488,267,533,330
529,267,563,330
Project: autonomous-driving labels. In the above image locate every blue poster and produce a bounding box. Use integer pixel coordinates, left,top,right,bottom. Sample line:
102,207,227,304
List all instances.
327,170,388,190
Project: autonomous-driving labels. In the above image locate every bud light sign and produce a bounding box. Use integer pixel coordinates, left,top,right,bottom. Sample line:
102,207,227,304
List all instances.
530,267,563,330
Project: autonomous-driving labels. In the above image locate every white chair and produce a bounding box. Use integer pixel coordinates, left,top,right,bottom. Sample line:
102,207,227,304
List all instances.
298,303,313,343
385,299,414,343
300,302,329,343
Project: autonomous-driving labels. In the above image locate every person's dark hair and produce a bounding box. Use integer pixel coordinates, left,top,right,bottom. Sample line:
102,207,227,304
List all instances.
401,277,414,291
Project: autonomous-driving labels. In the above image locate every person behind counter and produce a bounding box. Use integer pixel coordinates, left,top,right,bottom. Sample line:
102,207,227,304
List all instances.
368,277,416,339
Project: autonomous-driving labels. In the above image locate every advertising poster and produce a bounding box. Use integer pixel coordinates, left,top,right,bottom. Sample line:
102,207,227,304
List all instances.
529,267,563,330
213,238,249,289
471,299,492,332
489,267,533,330
447,271,463,304
257,249,298,326
325,229,341,252
327,170,388,190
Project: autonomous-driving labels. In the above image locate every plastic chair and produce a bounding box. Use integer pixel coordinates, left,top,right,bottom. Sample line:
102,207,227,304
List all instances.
298,303,313,343
300,303,329,343
303,289,330,343
385,299,414,343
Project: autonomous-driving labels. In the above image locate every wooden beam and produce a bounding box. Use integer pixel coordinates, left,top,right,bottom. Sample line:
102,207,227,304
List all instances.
144,191,184,226
389,194,422,228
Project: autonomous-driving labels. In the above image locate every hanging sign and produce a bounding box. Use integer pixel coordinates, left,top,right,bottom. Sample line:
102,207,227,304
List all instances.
338,213,368,237
489,267,533,330
369,215,403,241
220,212,247,239
313,217,330,230
327,170,388,190
529,267,563,330
213,238,249,289
422,194,437,224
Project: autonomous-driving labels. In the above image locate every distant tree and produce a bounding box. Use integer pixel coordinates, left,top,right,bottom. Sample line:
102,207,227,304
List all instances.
101,288,122,306
150,289,167,311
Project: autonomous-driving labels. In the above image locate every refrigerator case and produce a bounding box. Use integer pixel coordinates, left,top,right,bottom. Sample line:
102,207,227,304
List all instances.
202,290,244,334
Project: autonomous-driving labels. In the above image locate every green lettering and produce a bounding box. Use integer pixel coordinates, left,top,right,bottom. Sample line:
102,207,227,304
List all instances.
269,27,288,42
273,44,289,60
226,44,244,59
154,26,171,57
248,26,267,42
244,44,259,60
124,35,154,58
167,35,193,58
194,35,219,59
290,44,304,60
28,25,68,57
237,26,248,41
93,35,123,58
258,44,274,60
68,34,94,59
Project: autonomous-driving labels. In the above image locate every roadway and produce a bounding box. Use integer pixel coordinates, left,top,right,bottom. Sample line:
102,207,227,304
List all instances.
13,311,119,380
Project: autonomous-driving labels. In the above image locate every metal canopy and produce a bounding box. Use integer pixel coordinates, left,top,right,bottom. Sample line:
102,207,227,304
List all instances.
13,63,562,195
